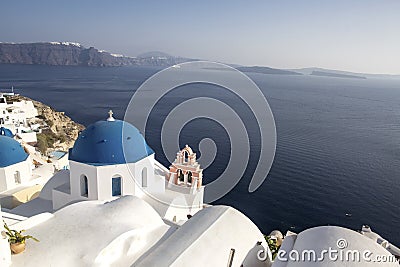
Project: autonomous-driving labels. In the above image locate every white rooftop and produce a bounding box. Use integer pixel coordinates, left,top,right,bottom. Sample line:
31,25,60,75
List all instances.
10,196,172,267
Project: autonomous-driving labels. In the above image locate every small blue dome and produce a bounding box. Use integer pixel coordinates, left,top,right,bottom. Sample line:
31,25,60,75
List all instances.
0,127,14,137
69,120,154,165
0,136,29,167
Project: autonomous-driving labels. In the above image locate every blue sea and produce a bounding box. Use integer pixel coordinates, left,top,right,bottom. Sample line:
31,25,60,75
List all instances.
1,64,399,246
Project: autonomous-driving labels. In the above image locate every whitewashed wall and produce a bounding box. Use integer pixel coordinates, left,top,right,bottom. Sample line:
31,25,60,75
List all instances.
0,205,12,266
0,159,32,192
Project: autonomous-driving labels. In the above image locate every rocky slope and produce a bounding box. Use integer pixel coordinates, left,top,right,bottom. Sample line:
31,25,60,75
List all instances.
0,42,192,67
9,95,84,153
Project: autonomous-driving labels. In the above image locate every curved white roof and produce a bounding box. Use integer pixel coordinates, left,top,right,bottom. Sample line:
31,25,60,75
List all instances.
10,196,171,267
274,226,398,267
134,205,272,267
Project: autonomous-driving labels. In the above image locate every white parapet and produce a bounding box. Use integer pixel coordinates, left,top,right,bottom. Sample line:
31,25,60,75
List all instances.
0,205,12,267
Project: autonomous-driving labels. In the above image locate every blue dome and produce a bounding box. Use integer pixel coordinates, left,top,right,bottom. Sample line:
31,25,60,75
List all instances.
0,136,29,167
0,127,14,137
69,120,154,165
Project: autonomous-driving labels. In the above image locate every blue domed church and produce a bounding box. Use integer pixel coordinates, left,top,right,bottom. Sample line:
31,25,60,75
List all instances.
0,130,32,192
51,112,204,221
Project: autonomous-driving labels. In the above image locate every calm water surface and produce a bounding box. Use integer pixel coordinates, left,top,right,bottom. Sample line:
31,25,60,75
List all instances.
1,64,399,245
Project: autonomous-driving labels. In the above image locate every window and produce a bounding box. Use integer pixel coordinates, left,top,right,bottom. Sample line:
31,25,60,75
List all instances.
178,169,184,182
142,167,148,188
112,176,122,196
80,175,88,197
14,171,21,184
187,171,192,184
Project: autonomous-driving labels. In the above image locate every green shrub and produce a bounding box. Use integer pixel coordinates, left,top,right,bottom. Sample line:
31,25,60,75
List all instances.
36,134,48,154
3,221,39,244
264,235,281,260
36,132,58,154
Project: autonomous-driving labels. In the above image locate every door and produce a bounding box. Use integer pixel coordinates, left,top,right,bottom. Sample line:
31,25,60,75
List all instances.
112,177,122,196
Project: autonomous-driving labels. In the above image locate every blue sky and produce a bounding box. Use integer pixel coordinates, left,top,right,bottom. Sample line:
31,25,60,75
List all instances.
1,0,399,74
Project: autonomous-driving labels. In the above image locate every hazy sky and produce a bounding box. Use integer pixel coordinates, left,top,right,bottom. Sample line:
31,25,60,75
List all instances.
1,0,399,74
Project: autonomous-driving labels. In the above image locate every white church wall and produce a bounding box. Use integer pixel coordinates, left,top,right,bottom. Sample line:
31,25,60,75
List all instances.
133,155,165,197
69,161,98,200
47,142,204,222
0,168,7,192
54,155,161,206
92,155,162,200
96,163,136,199
188,189,204,214
134,156,153,188
0,159,32,192
147,174,167,196
143,187,204,222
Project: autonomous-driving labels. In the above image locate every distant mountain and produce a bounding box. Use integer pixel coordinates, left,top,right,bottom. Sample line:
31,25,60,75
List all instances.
236,66,302,75
0,42,132,66
311,70,366,79
137,51,173,58
0,42,193,67
2,43,398,78
136,51,199,66
292,67,400,79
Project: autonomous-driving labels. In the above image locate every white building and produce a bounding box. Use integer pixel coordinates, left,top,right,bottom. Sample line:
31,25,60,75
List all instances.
13,111,204,222
0,93,38,144
0,128,59,209
0,135,32,193
0,111,274,266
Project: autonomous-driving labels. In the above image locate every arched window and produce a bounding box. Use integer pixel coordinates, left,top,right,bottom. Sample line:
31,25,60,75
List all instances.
183,151,189,163
80,175,88,197
14,171,21,184
177,169,184,182
142,167,148,188
187,171,192,184
112,175,122,196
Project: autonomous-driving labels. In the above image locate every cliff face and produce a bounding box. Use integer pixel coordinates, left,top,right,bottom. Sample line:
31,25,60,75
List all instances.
34,100,85,151
0,42,135,66
0,42,192,67
13,95,85,153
